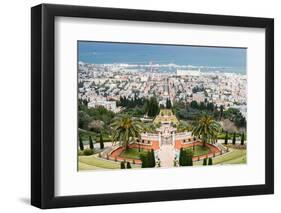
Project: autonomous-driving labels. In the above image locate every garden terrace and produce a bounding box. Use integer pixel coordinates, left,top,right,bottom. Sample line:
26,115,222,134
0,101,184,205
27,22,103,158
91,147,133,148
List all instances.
108,142,160,165
153,109,179,125
175,141,222,161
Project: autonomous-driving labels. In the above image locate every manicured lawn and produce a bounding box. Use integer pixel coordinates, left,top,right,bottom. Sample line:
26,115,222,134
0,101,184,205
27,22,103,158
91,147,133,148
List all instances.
184,145,211,156
193,148,246,166
212,149,247,165
120,148,148,159
79,155,121,169
79,161,101,170
79,155,140,170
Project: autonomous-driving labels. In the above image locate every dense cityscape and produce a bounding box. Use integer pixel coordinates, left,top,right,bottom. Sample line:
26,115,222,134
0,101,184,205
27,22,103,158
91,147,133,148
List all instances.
78,62,247,117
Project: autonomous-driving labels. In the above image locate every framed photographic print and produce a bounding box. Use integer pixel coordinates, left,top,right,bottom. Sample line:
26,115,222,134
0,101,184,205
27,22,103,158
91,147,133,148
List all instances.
31,4,274,209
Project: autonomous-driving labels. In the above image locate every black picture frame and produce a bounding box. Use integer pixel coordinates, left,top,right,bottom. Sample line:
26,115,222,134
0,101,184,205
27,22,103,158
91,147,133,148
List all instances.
31,3,274,209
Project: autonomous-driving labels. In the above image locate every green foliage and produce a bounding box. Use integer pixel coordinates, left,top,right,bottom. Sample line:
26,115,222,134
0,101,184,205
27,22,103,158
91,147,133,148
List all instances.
79,111,91,129
186,149,193,166
166,99,172,109
190,100,199,109
232,132,236,145
83,148,94,156
241,132,245,145
140,150,156,168
145,96,160,117
79,135,84,151
111,115,144,150
223,108,246,128
89,136,94,150
203,158,207,165
149,149,156,167
179,148,193,166
219,105,224,120
140,154,148,168
192,114,221,146
78,101,115,132
117,95,146,109
192,85,204,93
208,158,213,165
78,150,84,156
120,161,126,169
224,131,228,145
99,134,104,149
126,162,132,169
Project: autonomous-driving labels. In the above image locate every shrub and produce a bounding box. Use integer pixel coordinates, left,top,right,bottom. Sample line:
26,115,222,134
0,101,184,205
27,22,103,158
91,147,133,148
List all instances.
208,158,213,165
203,158,207,165
114,157,117,162
120,161,126,169
98,152,102,158
83,148,94,156
78,150,84,156
126,162,132,169
132,159,135,164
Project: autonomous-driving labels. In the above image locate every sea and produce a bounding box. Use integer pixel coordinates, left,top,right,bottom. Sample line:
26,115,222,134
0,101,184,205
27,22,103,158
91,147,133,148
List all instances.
78,41,247,74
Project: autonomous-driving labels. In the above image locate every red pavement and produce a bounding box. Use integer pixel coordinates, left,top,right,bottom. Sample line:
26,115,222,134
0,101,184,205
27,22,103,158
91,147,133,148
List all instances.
175,140,221,161
108,142,160,165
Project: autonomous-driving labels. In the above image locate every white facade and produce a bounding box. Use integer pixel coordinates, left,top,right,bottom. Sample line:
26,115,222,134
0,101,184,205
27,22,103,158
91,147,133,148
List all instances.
176,69,201,76
88,100,118,113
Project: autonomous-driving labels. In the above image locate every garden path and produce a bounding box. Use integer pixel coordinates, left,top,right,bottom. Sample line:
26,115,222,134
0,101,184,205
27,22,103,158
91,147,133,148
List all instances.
157,144,174,167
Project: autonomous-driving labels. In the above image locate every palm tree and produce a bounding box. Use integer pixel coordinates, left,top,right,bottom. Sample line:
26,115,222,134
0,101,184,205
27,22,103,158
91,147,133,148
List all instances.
192,114,221,146
111,115,144,150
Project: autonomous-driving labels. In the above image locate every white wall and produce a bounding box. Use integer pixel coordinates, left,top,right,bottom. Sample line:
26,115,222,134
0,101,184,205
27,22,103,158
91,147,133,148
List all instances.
0,0,279,212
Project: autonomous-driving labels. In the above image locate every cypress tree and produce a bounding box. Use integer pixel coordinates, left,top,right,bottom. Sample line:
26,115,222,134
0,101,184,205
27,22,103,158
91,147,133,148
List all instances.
89,136,94,150
186,149,193,166
203,158,207,166
120,161,125,169
141,155,147,168
232,132,236,145
181,150,188,166
150,149,156,167
79,135,84,151
219,105,224,120
126,162,132,169
241,132,245,145
224,131,228,145
208,158,213,165
99,134,104,149
179,148,184,166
